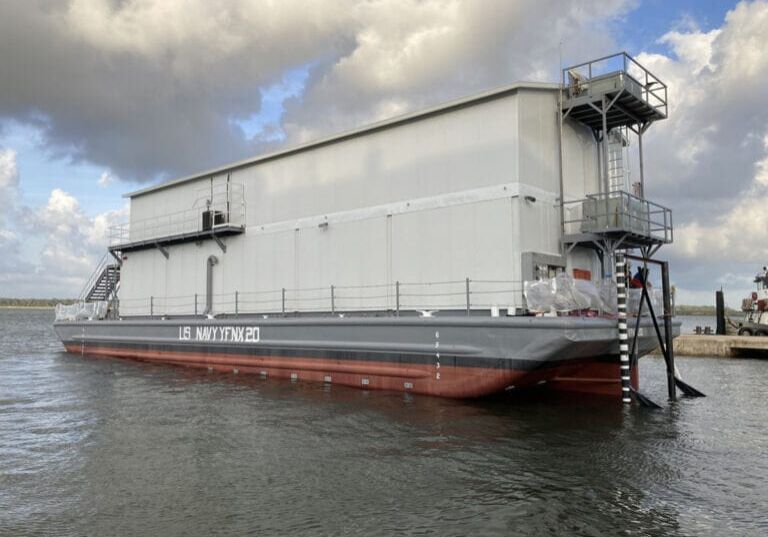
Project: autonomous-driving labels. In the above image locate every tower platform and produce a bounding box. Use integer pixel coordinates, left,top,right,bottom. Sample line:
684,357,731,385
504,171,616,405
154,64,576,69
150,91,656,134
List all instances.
562,191,673,250
562,52,667,131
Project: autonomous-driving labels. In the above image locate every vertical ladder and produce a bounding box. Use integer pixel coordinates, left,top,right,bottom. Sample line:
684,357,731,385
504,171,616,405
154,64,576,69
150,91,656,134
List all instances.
607,129,628,192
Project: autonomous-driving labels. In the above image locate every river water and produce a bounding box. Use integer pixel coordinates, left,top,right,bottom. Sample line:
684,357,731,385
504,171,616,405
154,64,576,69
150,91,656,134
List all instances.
1,309,766,536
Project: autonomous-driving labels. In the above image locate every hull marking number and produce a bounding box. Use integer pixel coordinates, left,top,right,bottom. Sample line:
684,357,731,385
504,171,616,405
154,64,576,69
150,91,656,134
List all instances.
178,325,260,343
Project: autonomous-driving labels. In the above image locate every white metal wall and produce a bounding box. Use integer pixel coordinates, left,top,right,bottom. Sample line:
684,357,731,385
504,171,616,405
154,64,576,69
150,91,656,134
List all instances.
121,87,599,315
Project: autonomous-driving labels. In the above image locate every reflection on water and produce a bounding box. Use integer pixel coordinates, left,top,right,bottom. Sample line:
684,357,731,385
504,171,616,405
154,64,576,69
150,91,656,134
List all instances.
1,309,766,536
677,315,717,334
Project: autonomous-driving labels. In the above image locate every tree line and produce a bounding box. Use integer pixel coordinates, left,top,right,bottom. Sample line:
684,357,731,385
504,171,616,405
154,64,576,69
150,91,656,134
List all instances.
0,298,75,308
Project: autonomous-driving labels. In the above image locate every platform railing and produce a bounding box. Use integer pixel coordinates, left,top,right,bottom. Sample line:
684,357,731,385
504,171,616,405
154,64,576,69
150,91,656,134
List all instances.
562,190,673,243
562,52,668,118
109,183,245,247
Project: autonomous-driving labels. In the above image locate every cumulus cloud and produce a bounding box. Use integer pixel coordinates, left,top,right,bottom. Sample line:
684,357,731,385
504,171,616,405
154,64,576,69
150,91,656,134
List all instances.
0,0,350,182
624,1,768,305
642,1,768,259
21,188,127,276
0,148,20,249
97,171,115,188
0,145,128,297
0,147,35,282
0,148,19,203
281,0,628,142
0,0,631,183
637,1,768,217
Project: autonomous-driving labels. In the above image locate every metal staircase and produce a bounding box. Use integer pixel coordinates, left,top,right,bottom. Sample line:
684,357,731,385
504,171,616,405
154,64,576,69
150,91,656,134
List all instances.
79,253,121,302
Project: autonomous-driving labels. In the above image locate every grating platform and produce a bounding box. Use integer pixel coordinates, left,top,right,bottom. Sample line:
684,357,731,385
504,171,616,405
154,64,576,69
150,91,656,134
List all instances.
564,230,670,251
562,52,667,131
110,225,244,253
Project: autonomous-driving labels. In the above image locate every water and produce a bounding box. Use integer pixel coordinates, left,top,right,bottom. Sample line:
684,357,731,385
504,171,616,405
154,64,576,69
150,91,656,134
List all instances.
1,308,766,536
678,315,716,334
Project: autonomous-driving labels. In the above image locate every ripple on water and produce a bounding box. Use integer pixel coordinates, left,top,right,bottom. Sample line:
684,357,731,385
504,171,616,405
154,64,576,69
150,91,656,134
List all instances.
1,309,767,536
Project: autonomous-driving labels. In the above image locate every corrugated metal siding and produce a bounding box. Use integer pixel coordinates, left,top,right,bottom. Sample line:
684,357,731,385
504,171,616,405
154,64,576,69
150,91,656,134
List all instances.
119,89,599,315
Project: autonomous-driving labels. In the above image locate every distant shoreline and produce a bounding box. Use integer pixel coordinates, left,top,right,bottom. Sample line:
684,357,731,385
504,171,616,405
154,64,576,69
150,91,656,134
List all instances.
0,306,55,310
675,305,739,316
0,299,73,309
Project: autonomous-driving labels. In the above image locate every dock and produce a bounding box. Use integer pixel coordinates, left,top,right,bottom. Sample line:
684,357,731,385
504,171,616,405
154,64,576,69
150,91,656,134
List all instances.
672,335,768,358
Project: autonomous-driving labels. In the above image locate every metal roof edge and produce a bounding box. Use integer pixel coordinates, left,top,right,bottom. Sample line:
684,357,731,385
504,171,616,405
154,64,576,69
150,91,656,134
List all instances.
125,81,560,198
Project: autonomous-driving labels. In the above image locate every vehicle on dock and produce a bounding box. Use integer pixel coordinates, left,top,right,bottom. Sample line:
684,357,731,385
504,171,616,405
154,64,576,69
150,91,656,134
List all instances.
54,53,684,402
737,272,768,336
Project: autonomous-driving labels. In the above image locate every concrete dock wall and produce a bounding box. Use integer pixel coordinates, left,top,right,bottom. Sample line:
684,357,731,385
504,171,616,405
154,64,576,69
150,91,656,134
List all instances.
672,335,768,358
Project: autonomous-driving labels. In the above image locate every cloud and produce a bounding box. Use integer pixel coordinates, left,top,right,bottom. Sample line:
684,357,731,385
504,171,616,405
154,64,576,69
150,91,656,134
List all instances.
646,0,768,262
280,0,629,142
0,147,35,280
0,148,19,204
0,227,22,272
97,171,115,188
0,0,352,182
22,188,128,278
636,1,768,217
0,0,632,183
0,147,20,243
624,1,768,305
0,145,128,297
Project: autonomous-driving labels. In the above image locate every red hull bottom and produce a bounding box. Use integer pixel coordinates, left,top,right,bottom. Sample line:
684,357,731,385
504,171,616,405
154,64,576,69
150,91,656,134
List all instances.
547,362,640,396
65,344,636,399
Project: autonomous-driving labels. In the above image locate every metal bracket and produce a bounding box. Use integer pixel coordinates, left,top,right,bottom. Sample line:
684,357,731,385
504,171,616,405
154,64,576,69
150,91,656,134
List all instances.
108,249,123,266
565,241,580,256
611,101,643,126
586,101,603,115
604,89,624,115
212,234,227,253
154,242,169,259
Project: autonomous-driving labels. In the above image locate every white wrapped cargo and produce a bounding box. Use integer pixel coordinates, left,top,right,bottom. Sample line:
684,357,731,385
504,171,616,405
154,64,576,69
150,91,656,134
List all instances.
55,301,108,322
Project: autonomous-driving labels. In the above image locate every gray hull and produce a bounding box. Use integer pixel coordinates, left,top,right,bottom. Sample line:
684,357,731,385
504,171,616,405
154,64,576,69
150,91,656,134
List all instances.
54,315,674,398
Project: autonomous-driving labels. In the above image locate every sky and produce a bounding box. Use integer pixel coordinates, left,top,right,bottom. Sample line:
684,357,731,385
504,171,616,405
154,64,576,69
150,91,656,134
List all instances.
0,0,766,306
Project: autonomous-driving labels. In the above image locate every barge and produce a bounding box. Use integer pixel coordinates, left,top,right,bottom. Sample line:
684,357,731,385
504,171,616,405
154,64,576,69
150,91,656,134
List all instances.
55,53,683,401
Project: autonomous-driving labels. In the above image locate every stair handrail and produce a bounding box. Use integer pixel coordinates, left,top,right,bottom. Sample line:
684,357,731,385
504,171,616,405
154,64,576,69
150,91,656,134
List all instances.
78,252,110,302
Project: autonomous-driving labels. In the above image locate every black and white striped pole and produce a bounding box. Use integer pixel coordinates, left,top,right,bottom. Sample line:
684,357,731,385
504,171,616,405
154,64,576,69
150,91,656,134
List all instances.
616,251,631,404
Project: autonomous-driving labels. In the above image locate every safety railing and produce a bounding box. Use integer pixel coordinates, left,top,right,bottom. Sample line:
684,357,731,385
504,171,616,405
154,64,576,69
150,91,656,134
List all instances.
109,183,245,247
107,278,526,318
563,52,668,118
563,190,672,243
77,252,110,301
60,275,666,321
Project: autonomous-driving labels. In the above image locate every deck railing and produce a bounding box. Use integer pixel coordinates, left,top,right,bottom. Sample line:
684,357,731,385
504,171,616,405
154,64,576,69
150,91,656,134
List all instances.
58,274,669,321
109,183,245,247
114,279,526,318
